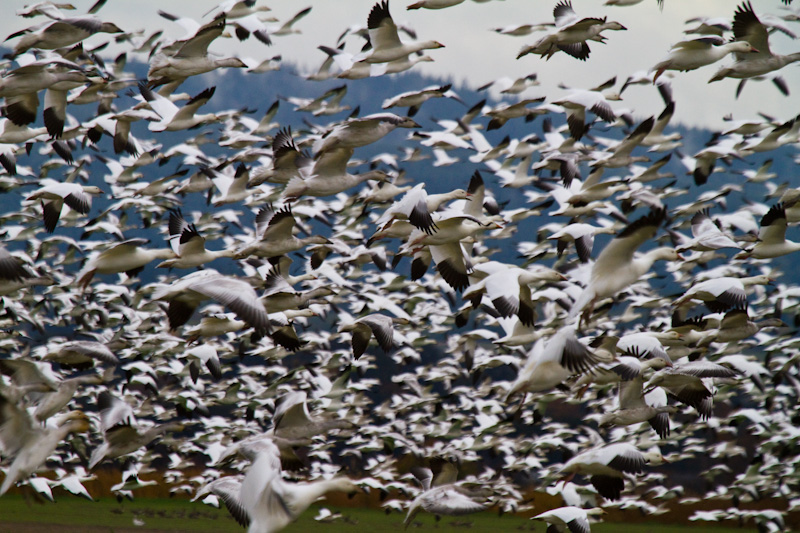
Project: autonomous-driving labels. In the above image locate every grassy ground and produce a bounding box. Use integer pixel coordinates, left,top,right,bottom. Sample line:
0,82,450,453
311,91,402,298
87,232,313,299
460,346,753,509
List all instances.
0,494,756,533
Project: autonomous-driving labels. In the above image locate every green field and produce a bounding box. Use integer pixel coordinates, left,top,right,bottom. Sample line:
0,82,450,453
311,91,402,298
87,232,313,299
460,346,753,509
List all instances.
0,495,758,533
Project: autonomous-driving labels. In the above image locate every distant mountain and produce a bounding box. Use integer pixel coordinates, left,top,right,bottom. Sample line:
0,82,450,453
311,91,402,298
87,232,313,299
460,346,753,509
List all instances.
6,55,798,281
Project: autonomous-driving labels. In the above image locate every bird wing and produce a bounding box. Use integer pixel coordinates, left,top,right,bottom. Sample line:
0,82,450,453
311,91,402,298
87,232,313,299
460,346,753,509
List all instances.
97,391,136,433
175,87,215,121
559,334,601,374
261,205,296,241
240,443,292,525
61,341,118,365
758,203,787,244
0,390,36,457
311,146,353,178
606,445,646,474
63,189,92,214
189,276,270,330
176,16,226,57
367,0,402,51
671,36,722,50
357,314,394,352
594,207,665,274
424,486,486,516
0,245,30,282
430,241,472,292
178,225,208,257
410,466,434,491
273,391,312,432
553,0,578,28
618,376,647,409
732,2,771,56
201,477,250,528
567,515,591,533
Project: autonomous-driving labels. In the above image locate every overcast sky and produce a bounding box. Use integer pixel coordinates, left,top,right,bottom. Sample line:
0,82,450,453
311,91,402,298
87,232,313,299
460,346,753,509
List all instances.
3,0,798,130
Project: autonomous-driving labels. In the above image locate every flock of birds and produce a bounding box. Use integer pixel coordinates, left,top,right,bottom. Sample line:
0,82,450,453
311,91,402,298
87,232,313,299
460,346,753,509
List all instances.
1,0,800,532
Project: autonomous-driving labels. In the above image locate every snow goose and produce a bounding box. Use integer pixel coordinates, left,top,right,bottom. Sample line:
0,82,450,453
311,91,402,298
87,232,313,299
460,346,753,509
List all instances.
382,84,462,117
737,117,798,154
282,147,389,200
553,78,621,140
7,15,123,57
651,36,757,81
646,360,739,419
405,212,502,248
616,331,678,362
147,16,247,87
267,6,312,37
518,1,626,60
573,352,672,399
674,208,741,252
158,210,236,268
506,325,603,399
26,180,103,233
42,340,119,369
560,442,664,500
318,46,434,79
466,265,565,326
532,506,605,533
641,101,682,151
152,269,270,331
683,15,731,36
33,370,108,422
710,308,785,344
709,2,800,89
313,113,419,153
15,3,77,18
484,153,536,189
568,207,677,325
281,84,349,117
375,183,472,235
88,391,184,469
620,69,674,106
739,203,800,259
599,376,676,438
240,439,358,533
338,313,408,359
404,464,489,528
588,116,654,168
235,205,328,259
407,0,465,9
548,220,618,262
250,126,312,186
0,359,58,401
0,394,89,496
673,274,771,311
227,13,275,45
484,97,547,130
138,84,220,132
605,0,662,6
270,391,355,443
477,73,539,96
360,0,444,64
493,22,555,36
209,163,254,206
77,238,175,288
260,271,333,314
204,0,272,20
